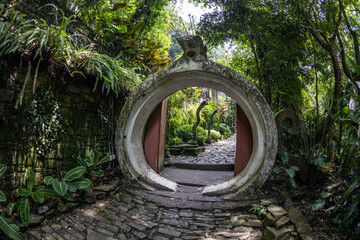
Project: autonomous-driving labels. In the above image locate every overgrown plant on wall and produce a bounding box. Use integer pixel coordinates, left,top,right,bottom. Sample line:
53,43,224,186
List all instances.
24,87,64,155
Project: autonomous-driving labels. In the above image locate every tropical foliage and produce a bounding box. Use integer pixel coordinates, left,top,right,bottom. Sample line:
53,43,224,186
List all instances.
166,88,235,147
0,164,25,240
191,0,360,237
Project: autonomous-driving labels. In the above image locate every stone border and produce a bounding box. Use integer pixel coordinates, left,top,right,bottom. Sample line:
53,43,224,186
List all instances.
115,55,277,197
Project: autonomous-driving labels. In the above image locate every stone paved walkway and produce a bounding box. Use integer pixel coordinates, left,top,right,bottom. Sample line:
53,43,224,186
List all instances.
26,182,306,240
166,135,236,165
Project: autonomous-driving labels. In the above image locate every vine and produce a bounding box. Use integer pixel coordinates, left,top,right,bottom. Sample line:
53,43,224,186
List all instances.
24,87,64,156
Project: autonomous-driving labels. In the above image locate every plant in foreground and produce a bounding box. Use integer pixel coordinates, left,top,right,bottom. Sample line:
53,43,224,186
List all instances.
0,164,24,240
249,204,267,216
44,166,91,201
76,149,110,178
273,151,300,188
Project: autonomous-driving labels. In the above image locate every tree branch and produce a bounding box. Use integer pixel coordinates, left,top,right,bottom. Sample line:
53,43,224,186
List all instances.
337,34,353,79
342,6,360,65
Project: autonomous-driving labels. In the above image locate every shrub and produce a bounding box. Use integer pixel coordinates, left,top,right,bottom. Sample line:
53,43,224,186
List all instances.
176,125,207,145
212,123,233,138
210,130,221,140
168,136,183,146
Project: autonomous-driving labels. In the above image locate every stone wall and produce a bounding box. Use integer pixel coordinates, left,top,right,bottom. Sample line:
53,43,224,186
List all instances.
0,58,124,197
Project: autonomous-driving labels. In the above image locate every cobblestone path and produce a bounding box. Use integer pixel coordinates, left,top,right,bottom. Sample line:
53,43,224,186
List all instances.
166,134,236,165
26,182,306,240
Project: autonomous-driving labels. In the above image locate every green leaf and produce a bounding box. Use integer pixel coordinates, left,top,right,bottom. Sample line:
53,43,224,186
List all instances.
96,155,110,166
290,166,299,172
320,191,331,199
348,57,360,74
44,176,53,185
76,156,88,168
25,168,35,192
289,178,297,188
6,202,16,216
285,168,296,178
89,150,98,167
343,200,359,223
20,198,30,227
272,167,282,173
90,169,104,177
0,215,25,240
63,192,74,201
132,21,145,33
111,3,127,11
71,178,91,189
312,199,325,211
66,182,77,193
18,188,30,197
344,176,360,200
0,164,7,177
38,189,60,199
52,179,68,196
31,192,44,204
342,106,350,118
280,151,289,165
0,190,6,202
63,166,86,182
35,185,45,192
313,155,327,168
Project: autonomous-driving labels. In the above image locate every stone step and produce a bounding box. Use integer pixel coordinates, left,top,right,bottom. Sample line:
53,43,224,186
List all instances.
165,163,235,171
160,168,234,187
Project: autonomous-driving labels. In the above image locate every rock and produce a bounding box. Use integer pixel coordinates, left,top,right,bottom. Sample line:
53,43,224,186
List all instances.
264,226,295,240
87,228,116,240
244,219,262,227
29,214,45,227
27,230,42,239
85,192,97,203
275,216,291,228
234,226,253,232
267,205,287,218
157,227,181,237
94,183,117,192
57,202,78,213
287,206,312,234
38,205,49,215
96,191,106,199
133,231,147,239
264,213,276,227
264,226,280,240
50,223,62,231
43,208,57,218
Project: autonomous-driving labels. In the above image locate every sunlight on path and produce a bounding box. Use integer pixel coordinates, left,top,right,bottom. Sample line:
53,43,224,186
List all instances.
167,134,236,165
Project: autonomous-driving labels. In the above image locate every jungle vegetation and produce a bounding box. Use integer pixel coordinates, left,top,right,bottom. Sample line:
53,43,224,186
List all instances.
0,0,360,238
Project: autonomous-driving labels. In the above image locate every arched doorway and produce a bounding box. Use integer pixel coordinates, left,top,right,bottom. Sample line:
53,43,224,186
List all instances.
115,36,277,198
143,92,253,177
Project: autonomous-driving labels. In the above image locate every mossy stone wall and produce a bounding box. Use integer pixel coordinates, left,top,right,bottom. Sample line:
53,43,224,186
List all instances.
0,59,124,197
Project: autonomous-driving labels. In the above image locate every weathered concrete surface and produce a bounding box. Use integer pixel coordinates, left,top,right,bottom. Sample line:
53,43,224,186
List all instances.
115,35,277,197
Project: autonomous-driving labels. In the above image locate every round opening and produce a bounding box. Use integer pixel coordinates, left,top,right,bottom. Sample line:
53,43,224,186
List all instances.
116,64,277,197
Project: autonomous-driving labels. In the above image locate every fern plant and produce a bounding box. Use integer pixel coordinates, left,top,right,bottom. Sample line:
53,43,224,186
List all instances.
0,164,25,240
0,22,21,57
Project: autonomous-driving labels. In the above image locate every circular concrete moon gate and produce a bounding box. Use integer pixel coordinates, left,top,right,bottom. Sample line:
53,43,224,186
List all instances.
116,36,277,199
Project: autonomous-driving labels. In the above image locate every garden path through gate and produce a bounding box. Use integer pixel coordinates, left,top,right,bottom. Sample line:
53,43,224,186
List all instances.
116,36,277,198
143,100,252,177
